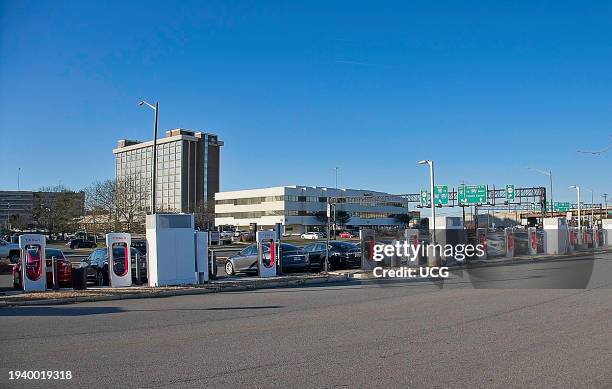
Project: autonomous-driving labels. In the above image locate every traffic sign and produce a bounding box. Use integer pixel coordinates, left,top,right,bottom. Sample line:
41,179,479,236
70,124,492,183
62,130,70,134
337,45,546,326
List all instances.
433,185,448,205
546,202,571,212
506,184,515,200
458,184,487,205
420,189,429,206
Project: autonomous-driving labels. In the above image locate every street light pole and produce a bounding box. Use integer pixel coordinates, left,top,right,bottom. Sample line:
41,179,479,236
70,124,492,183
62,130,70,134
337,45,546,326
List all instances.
586,188,595,227
17,168,21,191
139,100,159,214
333,167,338,239
604,193,609,219
528,167,553,217
570,185,581,239
418,159,436,246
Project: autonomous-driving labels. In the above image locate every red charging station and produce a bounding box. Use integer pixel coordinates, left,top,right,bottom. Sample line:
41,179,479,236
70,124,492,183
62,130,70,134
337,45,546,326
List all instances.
256,230,277,278
105,233,132,287
19,234,47,292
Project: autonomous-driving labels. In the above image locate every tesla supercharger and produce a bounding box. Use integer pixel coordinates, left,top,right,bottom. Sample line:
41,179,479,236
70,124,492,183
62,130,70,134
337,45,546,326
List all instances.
568,228,576,252
404,229,421,266
477,228,488,260
593,226,600,248
106,233,132,287
195,231,209,283
360,229,377,270
528,227,538,256
504,227,514,258
603,220,612,246
256,230,277,278
19,234,46,292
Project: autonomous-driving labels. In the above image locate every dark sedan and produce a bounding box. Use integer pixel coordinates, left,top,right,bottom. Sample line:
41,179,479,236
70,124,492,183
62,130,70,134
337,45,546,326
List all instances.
80,247,147,286
66,239,97,249
303,241,361,271
225,243,308,275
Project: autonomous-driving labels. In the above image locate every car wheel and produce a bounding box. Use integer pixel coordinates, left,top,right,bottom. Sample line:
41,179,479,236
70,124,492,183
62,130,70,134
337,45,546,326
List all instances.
225,261,235,276
96,271,104,286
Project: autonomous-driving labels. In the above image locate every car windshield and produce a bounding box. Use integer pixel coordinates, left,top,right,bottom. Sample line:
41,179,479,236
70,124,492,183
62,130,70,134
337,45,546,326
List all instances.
45,249,65,259
330,242,356,250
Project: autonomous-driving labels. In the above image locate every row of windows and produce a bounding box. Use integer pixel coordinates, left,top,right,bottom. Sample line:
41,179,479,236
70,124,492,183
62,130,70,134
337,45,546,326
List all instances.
216,210,404,219
215,195,407,208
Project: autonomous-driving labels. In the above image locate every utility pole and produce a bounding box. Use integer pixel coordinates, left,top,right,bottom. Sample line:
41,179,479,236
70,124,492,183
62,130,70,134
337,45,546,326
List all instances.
604,193,609,219
418,160,437,266
17,168,21,191
333,167,338,239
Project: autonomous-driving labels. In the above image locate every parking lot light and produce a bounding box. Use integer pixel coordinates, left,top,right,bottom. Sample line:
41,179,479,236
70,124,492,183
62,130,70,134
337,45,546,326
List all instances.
418,160,436,247
138,100,159,214
570,185,581,231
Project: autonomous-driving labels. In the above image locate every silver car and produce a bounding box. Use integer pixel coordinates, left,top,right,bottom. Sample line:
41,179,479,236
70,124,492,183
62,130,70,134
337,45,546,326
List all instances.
225,243,309,275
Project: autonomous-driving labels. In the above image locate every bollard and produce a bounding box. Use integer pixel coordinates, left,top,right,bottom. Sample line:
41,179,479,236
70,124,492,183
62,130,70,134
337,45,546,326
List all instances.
135,253,142,285
504,227,514,258
52,256,59,290
209,251,217,280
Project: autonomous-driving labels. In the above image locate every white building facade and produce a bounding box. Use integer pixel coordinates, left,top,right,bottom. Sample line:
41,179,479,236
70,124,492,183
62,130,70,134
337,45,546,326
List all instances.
215,185,416,234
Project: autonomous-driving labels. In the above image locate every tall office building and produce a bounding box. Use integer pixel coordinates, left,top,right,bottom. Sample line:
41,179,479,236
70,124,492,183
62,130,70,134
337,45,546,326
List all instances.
113,129,223,214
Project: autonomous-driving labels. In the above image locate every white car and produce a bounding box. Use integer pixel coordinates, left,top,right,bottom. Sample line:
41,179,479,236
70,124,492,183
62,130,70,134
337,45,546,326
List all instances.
0,238,20,263
301,232,323,240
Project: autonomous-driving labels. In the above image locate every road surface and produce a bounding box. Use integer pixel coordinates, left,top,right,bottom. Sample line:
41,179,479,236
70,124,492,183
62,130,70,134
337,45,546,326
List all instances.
1,251,611,388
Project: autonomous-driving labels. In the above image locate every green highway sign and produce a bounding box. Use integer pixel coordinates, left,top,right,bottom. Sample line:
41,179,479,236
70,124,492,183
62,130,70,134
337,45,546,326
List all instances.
458,184,487,205
420,189,429,206
506,184,515,200
433,185,448,205
546,202,571,212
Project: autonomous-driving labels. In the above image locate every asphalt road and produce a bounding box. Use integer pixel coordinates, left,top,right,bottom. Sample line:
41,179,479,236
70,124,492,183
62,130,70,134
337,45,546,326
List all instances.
1,252,611,388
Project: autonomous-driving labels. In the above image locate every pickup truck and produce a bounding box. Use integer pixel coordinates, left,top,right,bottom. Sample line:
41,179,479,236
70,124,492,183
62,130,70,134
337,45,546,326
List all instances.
0,238,20,263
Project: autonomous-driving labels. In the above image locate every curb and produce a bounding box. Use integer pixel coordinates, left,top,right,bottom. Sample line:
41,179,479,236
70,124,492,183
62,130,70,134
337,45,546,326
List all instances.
0,274,349,308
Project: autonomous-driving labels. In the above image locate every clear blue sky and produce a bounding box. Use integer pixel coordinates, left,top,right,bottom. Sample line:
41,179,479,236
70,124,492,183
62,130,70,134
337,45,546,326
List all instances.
1,1,610,207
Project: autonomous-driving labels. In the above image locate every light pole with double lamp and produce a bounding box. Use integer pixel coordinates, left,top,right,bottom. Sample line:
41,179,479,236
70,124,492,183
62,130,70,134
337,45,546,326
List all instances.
585,188,595,227
528,167,553,216
418,160,437,266
138,100,159,214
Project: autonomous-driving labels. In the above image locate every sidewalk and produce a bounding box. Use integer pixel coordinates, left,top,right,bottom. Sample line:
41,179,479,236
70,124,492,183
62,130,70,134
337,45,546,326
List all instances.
0,273,349,307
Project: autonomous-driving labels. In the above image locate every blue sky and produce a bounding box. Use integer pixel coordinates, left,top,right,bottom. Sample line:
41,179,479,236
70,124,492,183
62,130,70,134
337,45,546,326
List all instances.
0,1,610,208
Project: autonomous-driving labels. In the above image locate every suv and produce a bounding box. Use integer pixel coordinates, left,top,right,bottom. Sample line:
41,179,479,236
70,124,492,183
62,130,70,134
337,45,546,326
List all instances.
66,239,97,249
80,247,147,286
0,238,20,263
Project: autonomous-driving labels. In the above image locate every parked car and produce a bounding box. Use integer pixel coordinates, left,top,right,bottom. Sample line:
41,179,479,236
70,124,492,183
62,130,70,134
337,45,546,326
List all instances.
13,248,72,289
225,243,308,275
0,238,20,263
338,231,357,239
300,232,324,240
303,241,360,271
66,238,97,249
80,247,147,286
131,239,147,255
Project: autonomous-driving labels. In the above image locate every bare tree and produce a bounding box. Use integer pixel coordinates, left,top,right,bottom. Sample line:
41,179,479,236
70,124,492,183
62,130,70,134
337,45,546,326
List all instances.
34,185,84,236
84,180,118,234
115,176,149,233
195,201,215,230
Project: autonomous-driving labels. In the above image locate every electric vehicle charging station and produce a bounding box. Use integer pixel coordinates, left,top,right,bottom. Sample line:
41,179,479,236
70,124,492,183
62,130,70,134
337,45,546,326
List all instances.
404,228,421,265
528,227,538,256
504,227,514,257
360,229,377,270
256,230,277,278
105,233,132,287
592,226,600,248
477,228,488,260
543,218,569,255
19,234,46,292
603,219,612,246
146,214,196,286
195,231,209,284
568,228,576,252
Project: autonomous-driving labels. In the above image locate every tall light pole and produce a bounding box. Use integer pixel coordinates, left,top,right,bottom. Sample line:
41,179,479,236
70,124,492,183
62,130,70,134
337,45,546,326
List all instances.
570,185,581,236
17,168,21,191
333,167,338,239
139,100,159,214
528,167,553,217
604,193,609,219
418,160,436,247
585,188,595,227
